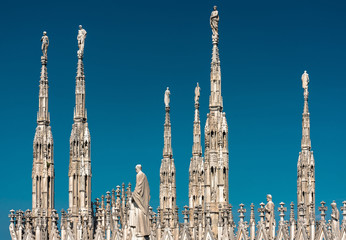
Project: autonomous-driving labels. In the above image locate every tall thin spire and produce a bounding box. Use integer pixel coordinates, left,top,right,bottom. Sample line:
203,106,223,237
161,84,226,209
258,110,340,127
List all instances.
189,83,204,225
73,27,87,122
69,25,92,234
160,87,177,226
297,70,315,235
192,83,202,157
209,6,223,111
163,88,172,157
32,31,54,225
37,32,50,125
204,6,229,237
301,70,311,150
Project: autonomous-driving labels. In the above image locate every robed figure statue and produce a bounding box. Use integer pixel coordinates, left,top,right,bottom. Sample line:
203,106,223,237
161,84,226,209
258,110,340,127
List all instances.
77,25,87,57
210,6,219,37
129,164,151,239
265,194,275,240
331,201,340,239
164,87,170,108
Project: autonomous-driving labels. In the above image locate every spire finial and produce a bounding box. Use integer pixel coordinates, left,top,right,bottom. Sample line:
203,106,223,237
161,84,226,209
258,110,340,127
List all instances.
164,87,170,108
77,25,87,58
194,83,200,106
210,6,219,44
302,70,309,98
41,31,49,60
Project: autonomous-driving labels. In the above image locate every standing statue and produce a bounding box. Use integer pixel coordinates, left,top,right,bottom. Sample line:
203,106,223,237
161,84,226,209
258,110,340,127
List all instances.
210,6,219,36
77,25,87,57
41,31,49,58
301,70,309,90
164,87,170,108
265,194,275,240
195,83,201,104
331,201,340,239
129,164,151,240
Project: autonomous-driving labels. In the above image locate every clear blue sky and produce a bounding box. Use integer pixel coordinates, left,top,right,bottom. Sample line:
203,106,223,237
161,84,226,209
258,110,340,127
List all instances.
1,0,346,238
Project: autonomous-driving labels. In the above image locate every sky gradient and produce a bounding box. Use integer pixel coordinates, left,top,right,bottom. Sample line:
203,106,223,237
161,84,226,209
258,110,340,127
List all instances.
1,0,346,239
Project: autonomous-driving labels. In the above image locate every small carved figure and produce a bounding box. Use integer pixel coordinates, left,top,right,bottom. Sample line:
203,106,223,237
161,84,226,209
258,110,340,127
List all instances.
129,164,151,239
331,201,340,239
164,87,170,107
77,25,87,56
210,6,219,36
301,70,309,90
265,194,275,240
195,83,200,104
41,31,49,58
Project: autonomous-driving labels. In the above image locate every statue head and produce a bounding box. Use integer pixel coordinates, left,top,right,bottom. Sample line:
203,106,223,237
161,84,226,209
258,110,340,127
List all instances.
213,6,217,11
331,201,337,209
267,194,272,202
79,25,83,30
43,31,47,36
135,164,142,173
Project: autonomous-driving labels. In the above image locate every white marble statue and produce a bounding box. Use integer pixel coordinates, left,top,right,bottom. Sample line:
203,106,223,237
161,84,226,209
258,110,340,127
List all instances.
301,70,309,90
210,6,219,36
195,83,200,104
331,201,340,239
41,31,49,58
77,25,87,57
164,87,170,108
265,194,275,240
129,164,151,239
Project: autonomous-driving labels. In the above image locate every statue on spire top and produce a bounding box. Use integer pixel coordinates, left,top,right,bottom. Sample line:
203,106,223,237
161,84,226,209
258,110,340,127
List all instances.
301,70,309,90
77,25,87,57
210,6,219,37
195,83,200,104
41,31,49,58
164,87,170,108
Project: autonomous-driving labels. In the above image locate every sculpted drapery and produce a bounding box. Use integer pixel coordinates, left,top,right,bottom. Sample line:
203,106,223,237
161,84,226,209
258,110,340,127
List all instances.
130,166,151,237
265,194,275,240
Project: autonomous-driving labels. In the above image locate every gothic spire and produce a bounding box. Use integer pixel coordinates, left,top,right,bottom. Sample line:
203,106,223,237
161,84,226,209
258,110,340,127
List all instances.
74,25,87,122
301,70,311,150
297,70,315,233
192,83,202,157
32,31,54,223
163,87,172,158
68,25,92,231
209,5,223,111
160,87,176,225
37,31,50,125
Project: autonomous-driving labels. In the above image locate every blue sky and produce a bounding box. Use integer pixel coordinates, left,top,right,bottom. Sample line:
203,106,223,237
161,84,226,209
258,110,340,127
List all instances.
1,0,346,238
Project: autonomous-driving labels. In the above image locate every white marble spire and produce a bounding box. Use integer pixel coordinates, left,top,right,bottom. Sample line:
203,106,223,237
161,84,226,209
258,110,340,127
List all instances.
69,26,92,233
301,70,311,150
209,6,223,111
73,45,87,121
297,70,315,233
204,6,229,236
189,83,204,225
160,87,177,226
32,31,55,224
37,41,50,125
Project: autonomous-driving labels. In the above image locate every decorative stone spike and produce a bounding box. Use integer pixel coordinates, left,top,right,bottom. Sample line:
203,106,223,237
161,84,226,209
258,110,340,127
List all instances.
238,203,246,223
318,201,327,222
182,206,189,225
258,203,265,222
278,202,287,225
